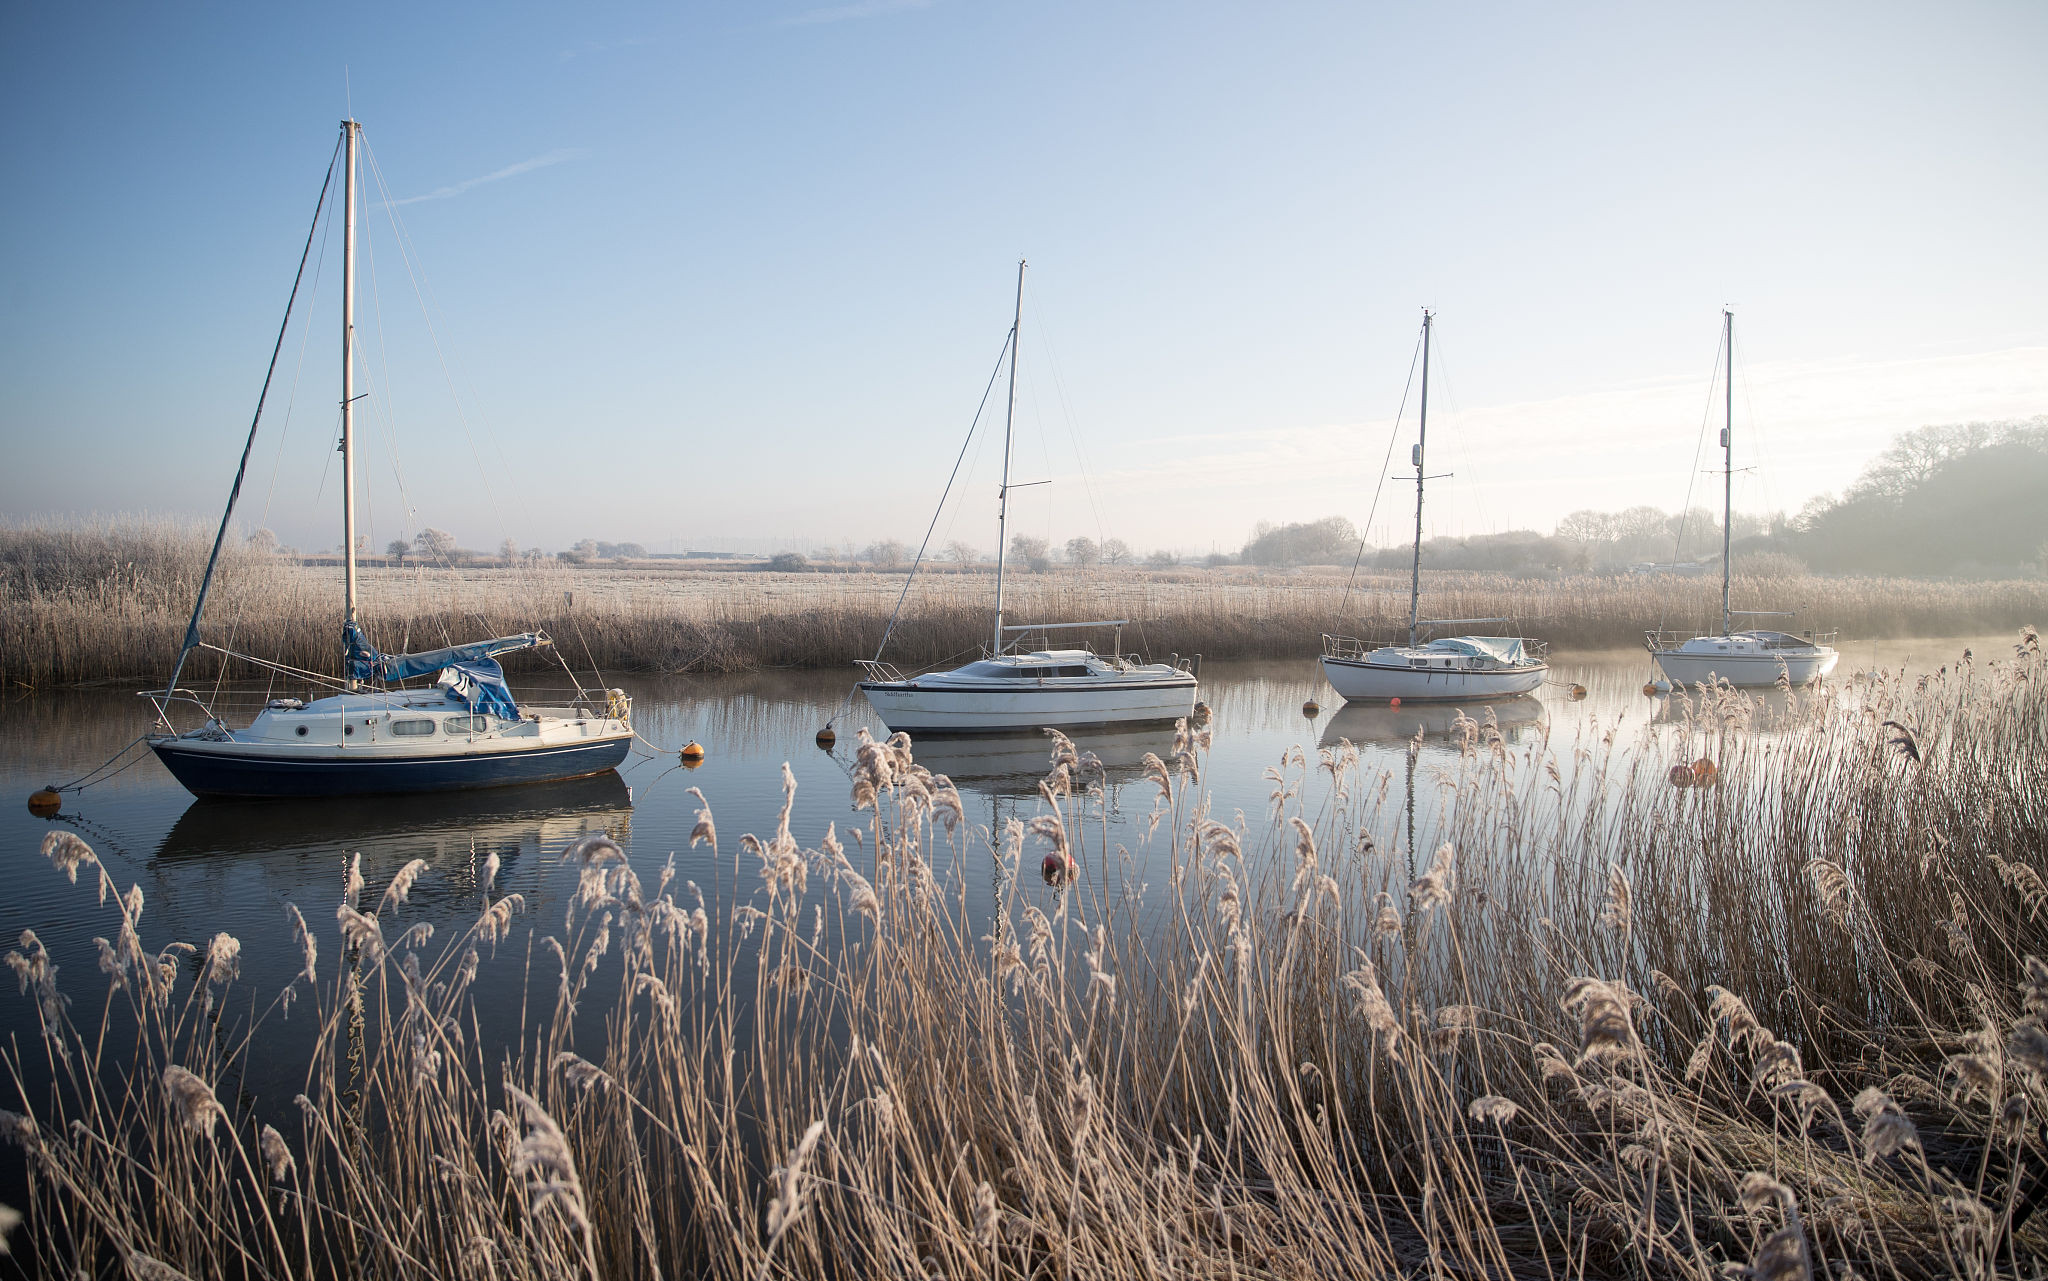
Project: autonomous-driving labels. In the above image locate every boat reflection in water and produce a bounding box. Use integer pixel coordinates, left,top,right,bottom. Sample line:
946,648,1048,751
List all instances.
1646,683,1807,729
903,726,1177,791
1317,697,1547,752
154,773,633,909
900,725,1180,896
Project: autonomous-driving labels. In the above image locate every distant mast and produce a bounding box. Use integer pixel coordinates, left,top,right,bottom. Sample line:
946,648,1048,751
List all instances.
1720,307,1733,638
990,259,1025,656
340,118,361,684
1407,310,1433,647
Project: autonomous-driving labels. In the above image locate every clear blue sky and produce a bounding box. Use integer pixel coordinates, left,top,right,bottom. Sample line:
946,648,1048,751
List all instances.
3,1,2043,557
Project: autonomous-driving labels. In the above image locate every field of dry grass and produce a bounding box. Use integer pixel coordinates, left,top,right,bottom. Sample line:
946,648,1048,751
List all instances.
4,521,2043,687
3,630,2045,1277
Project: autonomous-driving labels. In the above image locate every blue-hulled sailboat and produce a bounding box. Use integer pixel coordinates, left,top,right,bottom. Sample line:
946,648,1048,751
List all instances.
146,120,632,799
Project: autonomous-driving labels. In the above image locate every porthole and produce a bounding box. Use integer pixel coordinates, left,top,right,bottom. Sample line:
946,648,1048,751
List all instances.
344,724,354,736
295,725,309,737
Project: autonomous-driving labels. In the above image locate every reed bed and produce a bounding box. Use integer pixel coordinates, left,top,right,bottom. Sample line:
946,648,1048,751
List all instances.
4,523,2043,686
3,631,2046,1277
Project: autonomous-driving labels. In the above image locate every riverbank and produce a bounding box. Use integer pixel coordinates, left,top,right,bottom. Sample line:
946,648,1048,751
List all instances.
4,525,2041,686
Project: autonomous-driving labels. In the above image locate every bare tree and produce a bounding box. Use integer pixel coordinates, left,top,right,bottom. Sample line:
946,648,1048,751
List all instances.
1064,536,1100,568
415,528,459,564
498,538,520,564
1100,538,1131,566
385,538,411,565
1009,534,1051,572
864,540,907,570
943,540,979,566
1146,549,1177,569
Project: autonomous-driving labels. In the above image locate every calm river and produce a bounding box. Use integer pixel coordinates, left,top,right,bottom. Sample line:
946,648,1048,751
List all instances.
0,637,1992,1211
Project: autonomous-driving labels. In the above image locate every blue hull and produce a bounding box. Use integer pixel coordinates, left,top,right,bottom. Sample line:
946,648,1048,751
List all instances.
150,737,632,799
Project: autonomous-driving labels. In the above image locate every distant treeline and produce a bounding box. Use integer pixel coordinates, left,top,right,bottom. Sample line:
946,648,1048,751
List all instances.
1239,416,2048,576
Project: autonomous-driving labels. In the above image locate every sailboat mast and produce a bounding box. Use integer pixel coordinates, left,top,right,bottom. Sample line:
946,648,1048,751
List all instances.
1721,308,1733,637
1408,310,1432,648
340,118,361,681
990,259,1025,657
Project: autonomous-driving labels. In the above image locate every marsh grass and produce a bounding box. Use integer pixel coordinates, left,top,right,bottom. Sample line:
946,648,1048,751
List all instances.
4,522,2043,686
3,628,2047,1277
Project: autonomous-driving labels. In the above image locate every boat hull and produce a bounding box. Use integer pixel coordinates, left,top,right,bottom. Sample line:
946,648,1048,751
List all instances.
1651,648,1838,688
858,680,1198,735
1320,657,1549,703
149,735,632,799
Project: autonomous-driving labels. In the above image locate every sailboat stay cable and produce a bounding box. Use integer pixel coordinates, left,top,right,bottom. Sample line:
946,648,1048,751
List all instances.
873,329,1018,664
1657,318,1729,634
361,137,513,538
1022,274,1116,559
163,134,343,701
1338,328,1425,620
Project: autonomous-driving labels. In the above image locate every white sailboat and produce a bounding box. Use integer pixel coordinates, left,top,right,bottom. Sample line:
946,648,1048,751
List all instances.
1645,310,1838,688
146,120,633,798
1321,311,1550,703
856,261,1199,735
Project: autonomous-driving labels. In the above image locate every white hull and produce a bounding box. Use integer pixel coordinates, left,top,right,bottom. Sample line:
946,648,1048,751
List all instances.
1651,647,1837,688
859,680,1197,734
1320,657,1548,702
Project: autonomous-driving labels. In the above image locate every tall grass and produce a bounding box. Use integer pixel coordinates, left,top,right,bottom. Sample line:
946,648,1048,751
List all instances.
4,631,2045,1276
4,522,2043,686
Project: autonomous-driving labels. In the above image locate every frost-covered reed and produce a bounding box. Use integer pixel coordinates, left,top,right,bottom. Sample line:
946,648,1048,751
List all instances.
1,630,2045,1277
4,520,2044,685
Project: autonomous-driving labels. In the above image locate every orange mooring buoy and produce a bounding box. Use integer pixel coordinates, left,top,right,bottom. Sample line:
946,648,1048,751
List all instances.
27,786,61,816
1568,684,1588,701
1691,757,1720,786
815,726,836,747
680,741,706,763
1302,699,1320,717
1667,764,1695,788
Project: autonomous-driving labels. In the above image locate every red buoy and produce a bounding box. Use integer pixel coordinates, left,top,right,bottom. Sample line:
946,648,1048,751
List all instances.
1389,697,1402,708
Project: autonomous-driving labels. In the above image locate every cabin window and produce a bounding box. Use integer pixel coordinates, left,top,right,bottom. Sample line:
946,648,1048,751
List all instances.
1056,665,1090,677
445,715,483,734
1011,668,1050,678
295,725,309,737
1410,658,1427,667
390,719,436,737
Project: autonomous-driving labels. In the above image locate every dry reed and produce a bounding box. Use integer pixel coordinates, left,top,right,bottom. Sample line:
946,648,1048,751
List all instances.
6,523,2045,688
2,627,2046,1278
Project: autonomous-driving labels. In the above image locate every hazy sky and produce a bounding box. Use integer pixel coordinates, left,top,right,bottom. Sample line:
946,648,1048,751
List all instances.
3,1,2043,557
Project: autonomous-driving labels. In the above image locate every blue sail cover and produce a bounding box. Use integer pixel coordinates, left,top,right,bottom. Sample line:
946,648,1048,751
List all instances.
344,622,547,684
437,659,521,719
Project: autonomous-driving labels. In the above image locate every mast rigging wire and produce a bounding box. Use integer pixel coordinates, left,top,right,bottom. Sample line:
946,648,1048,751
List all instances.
872,330,1019,664
1337,329,1425,621
1658,319,1729,634
163,133,343,702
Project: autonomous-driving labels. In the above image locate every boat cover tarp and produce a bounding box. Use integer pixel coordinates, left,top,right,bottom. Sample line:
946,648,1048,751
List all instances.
436,659,521,720
344,622,547,684
1425,636,1528,665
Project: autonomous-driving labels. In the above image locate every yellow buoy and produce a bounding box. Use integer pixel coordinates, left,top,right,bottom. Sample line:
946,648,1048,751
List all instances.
1301,699,1320,717
680,741,705,761
815,726,836,747
27,787,61,815
1567,684,1588,701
